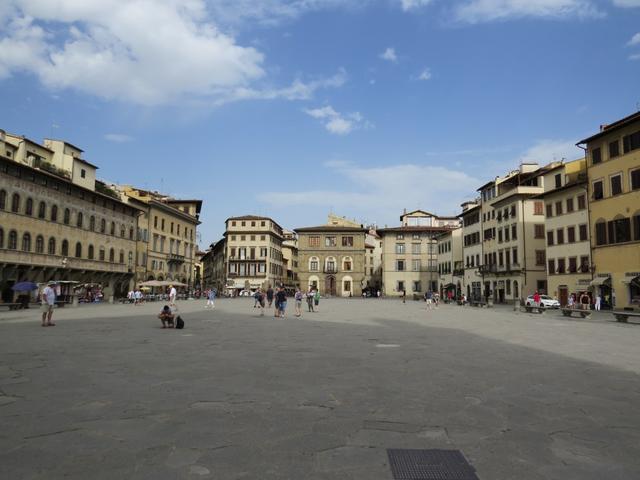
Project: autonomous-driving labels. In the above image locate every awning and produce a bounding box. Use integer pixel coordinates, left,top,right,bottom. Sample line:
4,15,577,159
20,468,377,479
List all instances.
590,277,611,287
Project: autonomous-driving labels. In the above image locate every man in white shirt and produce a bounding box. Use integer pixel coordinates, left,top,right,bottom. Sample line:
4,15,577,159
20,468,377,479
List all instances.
169,285,177,306
41,282,57,327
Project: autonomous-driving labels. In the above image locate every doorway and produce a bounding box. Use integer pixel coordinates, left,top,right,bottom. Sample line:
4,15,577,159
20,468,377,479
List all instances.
558,286,568,307
325,276,336,296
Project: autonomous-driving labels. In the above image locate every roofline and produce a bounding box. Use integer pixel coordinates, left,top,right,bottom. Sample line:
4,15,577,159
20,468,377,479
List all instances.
74,157,99,169
225,215,283,231
6,133,55,153
148,198,202,225
294,226,367,233
576,110,640,145
44,138,85,153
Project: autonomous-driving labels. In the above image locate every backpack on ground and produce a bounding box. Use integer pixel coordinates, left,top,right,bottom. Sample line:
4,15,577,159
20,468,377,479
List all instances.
176,316,185,329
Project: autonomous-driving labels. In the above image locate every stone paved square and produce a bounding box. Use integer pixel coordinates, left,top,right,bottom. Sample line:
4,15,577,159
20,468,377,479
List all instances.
2,299,640,479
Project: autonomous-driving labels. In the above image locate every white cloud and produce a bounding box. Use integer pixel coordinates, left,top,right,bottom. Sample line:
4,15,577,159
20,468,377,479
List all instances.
453,0,603,23
418,68,432,80
258,161,480,219
628,32,640,46
104,133,133,143
612,0,640,6
304,105,368,135
399,0,434,11
379,47,398,63
629,53,640,60
0,0,345,106
519,139,583,164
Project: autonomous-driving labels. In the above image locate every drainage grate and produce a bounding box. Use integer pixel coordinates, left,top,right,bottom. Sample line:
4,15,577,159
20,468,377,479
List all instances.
387,449,479,480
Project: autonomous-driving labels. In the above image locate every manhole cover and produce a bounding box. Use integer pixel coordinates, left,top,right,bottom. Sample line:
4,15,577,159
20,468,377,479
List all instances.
387,449,479,480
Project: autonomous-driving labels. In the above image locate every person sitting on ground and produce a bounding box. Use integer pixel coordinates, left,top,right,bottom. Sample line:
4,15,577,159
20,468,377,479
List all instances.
158,305,175,328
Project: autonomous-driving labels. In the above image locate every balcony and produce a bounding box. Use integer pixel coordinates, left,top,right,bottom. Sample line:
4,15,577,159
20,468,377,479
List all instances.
478,264,497,274
168,253,185,263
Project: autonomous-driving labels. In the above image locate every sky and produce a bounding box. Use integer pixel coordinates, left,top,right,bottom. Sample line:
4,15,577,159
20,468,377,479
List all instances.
1,0,639,248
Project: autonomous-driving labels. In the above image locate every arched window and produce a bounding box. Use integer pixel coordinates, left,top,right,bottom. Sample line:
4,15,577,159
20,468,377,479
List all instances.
120,225,125,237
77,212,83,228
61,239,69,256
129,227,134,240
25,198,33,216
0,228,4,248
38,201,46,219
63,208,71,225
21,233,31,252
8,230,18,249
88,245,95,260
48,237,56,255
99,247,105,261
309,256,320,272
119,250,125,264
513,281,519,299
11,193,20,213
75,242,82,258
342,256,353,271
110,222,115,235
325,256,337,273
0,190,6,210
35,235,44,253
100,219,106,233
89,216,95,231
51,205,58,222
109,248,115,262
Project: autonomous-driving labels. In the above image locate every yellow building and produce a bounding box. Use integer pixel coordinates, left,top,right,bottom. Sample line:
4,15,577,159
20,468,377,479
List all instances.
0,129,141,302
537,159,592,305
459,200,483,301
436,227,463,300
578,111,640,309
282,229,299,292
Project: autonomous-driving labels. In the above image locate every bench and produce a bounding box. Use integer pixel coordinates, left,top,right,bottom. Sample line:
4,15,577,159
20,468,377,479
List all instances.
561,307,591,319
522,305,545,314
612,311,640,323
0,303,22,311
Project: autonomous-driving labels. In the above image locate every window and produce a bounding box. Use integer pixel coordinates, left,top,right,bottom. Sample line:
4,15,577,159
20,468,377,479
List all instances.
310,258,319,271
557,228,565,245
110,222,115,235
592,147,601,165
35,235,44,253
412,259,421,271
547,231,554,246
566,197,574,213
611,174,622,196
631,169,640,191
609,140,620,158
80,168,86,178
567,226,575,243
77,212,83,228
154,216,158,228
75,242,82,258
119,251,125,264
7,230,17,249
396,233,404,240
580,256,590,273
577,195,586,209
129,227,134,240
99,247,105,261
38,201,46,219
396,260,405,271
512,248,518,265
0,190,5,210
25,198,33,216
412,243,421,254
569,257,577,273
413,281,421,292
48,237,56,255
595,220,607,245
557,258,566,274
397,281,405,292
593,180,603,200
555,201,563,216
579,224,588,241
161,219,165,230
512,224,517,240
63,208,70,225
61,239,69,256
554,173,562,189
412,233,421,240
342,236,354,247
88,245,94,259
534,201,544,215
510,204,516,217
22,233,31,252
11,193,20,213
534,224,545,239
325,236,336,247
548,259,555,275
343,258,352,271
608,217,631,244
623,130,640,154
395,243,405,254
170,222,174,233
498,251,504,266
109,248,115,262
498,229,503,243
545,204,553,218
535,250,546,266
505,227,510,242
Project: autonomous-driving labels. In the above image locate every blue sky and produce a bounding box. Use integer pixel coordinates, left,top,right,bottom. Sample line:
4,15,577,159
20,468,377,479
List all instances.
1,0,639,247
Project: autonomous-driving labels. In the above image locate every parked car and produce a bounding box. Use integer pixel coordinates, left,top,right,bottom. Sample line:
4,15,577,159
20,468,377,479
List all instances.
238,290,252,297
525,294,560,309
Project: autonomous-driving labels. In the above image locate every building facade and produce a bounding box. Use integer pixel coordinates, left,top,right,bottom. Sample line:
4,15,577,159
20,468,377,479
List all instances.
437,227,463,300
224,215,284,294
459,200,483,301
537,159,592,306
578,111,640,309
364,229,382,293
379,210,459,297
0,130,140,302
295,224,367,297
281,229,299,292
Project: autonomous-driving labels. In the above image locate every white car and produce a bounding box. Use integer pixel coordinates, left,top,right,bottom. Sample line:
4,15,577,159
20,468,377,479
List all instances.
526,294,560,309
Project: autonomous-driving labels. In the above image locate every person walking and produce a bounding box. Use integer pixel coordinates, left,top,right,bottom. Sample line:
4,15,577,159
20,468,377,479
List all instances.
313,289,320,311
567,294,575,309
533,290,541,308
206,288,216,309
401,289,406,304
256,288,265,316
40,282,57,327
579,292,589,310
266,286,274,308
307,289,315,312
425,290,434,310
595,294,601,311
169,285,177,306
294,288,303,317
275,286,287,318
253,289,261,308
